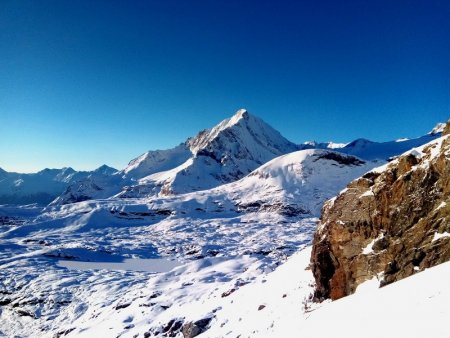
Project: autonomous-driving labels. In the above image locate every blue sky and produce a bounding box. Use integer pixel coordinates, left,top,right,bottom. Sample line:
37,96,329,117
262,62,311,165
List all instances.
1,0,449,172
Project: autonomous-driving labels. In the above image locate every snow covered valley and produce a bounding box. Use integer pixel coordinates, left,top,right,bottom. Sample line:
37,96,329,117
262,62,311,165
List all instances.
0,147,376,337
0,204,317,337
1,112,448,338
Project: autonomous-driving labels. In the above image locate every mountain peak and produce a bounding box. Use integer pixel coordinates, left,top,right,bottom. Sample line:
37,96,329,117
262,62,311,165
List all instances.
94,164,118,175
216,108,252,132
188,109,297,158
228,108,249,125
344,138,374,148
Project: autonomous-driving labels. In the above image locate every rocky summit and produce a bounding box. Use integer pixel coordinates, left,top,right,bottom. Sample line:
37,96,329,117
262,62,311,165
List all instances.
311,120,450,301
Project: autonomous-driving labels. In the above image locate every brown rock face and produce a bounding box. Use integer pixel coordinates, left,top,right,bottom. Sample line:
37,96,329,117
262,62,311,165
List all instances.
311,131,450,301
443,119,450,136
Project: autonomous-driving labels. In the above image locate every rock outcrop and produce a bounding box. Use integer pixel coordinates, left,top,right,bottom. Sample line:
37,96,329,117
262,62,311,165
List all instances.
312,122,450,301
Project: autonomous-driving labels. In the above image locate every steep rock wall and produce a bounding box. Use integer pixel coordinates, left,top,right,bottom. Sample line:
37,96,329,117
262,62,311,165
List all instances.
312,124,450,300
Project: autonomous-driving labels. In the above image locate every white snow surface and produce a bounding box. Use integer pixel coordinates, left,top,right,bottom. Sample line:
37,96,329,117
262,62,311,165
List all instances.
123,143,192,178
40,244,450,338
201,248,450,338
432,231,450,242
0,147,379,338
362,233,383,255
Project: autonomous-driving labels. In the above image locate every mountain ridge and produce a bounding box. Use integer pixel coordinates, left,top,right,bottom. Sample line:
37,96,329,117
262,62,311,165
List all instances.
0,110,445,206
56,109,302,203
0,165,118,205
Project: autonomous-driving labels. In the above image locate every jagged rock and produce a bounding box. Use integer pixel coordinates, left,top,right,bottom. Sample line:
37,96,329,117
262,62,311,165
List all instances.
182,317,212,338
312,127,450,301
115,302,131,310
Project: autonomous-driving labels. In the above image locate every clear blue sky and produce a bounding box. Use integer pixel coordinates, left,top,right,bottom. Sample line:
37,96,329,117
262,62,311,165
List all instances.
1,0,449,173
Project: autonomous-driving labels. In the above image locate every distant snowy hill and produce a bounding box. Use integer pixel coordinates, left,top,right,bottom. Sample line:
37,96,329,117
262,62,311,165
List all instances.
0,166,117,205
50,144,192,205
123,143,192,178
337,133,440,160
303,122,443,161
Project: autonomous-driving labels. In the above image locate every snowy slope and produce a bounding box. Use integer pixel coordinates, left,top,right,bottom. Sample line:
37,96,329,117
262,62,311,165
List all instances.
201,149,379,216
0,147,382,337
122,143,192,178
201,246,450,338
0,166,117,205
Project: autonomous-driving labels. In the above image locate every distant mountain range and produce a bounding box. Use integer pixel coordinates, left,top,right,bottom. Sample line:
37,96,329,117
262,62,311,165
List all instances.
0,109,444,206
0,165,117,205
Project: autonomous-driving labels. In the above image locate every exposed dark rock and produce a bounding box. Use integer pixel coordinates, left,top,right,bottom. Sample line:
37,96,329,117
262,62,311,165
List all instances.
182,317,213,338
149,291,162,299
315,152,365,166
221,288,236,298
54,328,76,338
0,298,11,306
155,209,173,216
115,302,131,310
372,236,389,252
161,319,184,337
16,309,35,317
237,201,308,216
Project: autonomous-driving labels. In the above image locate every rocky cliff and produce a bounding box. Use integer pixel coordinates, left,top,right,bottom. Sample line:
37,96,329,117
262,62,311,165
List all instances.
311,121,450,301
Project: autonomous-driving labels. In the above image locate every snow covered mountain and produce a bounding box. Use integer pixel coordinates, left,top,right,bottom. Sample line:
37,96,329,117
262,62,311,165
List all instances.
50,144,192,205
119,109,300,198
0,166,117,205
53,110,443,205
299,123,443,161
337,133,440,160
54,109,301,204
123,143,192,178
